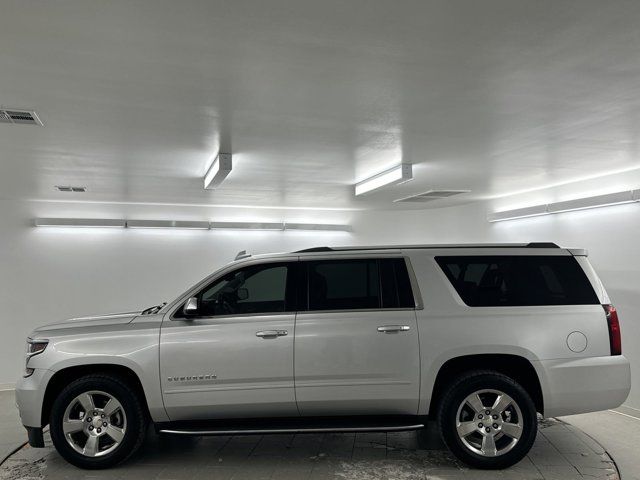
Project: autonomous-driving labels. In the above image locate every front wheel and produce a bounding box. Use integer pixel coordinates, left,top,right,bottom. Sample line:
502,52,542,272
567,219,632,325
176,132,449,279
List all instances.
437,371,537,469
49,374,147,469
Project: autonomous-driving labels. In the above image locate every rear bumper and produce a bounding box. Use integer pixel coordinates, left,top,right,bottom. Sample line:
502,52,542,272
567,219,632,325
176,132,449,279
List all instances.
535,355,631,418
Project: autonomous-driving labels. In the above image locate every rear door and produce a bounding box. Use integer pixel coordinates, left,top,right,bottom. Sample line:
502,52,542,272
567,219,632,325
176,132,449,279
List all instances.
294,257,421,416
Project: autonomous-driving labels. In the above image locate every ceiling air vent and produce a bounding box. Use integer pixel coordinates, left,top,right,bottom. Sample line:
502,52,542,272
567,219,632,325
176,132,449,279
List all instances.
55,186,87,193
394,190,470,203
0,108,43,126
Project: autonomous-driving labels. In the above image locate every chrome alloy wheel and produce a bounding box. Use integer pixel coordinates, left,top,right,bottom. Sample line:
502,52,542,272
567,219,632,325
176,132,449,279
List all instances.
62,390,127,457
455,389,523,457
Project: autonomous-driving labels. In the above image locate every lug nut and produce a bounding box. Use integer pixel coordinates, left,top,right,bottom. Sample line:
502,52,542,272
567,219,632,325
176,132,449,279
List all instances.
485,427,491,433
97,428,102,433
492,415,498,420
88,425,93,431
87,417,92,422
478,423,483,428
485,410,491,415
103,422,108,427
478,414,483,419
93,411,98,416
493,423,499,429
101,414,105,418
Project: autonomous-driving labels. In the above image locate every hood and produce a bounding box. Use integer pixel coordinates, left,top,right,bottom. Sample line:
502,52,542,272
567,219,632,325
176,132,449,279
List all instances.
32,311,140,335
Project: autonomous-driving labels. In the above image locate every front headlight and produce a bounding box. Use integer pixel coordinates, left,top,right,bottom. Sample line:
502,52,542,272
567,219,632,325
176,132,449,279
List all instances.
24,338,48,377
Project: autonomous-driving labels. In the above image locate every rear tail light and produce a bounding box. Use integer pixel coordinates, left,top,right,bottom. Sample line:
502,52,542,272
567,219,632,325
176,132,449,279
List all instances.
603,304,621,356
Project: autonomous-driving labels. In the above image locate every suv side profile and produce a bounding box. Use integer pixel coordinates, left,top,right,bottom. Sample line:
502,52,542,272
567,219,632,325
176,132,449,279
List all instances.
16,243,631,470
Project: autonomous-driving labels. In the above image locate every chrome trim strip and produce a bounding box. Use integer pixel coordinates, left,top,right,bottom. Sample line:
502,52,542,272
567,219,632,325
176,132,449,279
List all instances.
296,307,416,315
159,424,425,436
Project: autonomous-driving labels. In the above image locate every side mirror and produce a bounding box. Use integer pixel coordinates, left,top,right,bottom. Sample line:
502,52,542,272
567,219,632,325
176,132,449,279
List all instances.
237,288,249,301
183,296,199,316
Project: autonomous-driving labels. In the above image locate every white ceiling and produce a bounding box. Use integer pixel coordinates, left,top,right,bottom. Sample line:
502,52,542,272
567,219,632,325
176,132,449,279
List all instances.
2,0,640,213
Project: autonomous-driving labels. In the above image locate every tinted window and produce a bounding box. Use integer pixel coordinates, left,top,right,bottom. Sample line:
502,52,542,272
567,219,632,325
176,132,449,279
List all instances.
306,258,415,311
198,263,290,316
308,259,379,310
436,256,599,307
380,258,415,308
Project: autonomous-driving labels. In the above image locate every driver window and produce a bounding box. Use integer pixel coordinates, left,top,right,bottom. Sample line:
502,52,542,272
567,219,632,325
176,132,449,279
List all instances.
198,263,289,316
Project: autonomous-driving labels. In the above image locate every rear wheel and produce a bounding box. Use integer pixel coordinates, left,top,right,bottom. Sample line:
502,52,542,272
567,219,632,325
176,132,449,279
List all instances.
437,371,537,469
49,375,147,469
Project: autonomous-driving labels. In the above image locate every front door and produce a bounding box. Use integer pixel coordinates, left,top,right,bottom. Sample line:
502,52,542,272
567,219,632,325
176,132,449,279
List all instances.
160,261,299,420
294,257,421,416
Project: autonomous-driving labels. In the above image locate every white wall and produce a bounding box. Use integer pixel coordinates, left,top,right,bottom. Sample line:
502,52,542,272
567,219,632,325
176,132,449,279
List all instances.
0,198,356,387
1,196,637,411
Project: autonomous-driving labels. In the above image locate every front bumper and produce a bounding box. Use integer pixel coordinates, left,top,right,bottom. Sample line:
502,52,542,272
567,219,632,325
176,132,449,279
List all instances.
15,368,54,429
535,355,631,418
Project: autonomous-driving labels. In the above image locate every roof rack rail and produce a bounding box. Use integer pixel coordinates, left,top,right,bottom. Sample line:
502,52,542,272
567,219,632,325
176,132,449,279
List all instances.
295,243,561,253
295,247,334,253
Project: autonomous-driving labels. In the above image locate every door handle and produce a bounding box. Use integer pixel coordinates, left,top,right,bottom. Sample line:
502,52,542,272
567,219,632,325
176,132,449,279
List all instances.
377,325,410,333
256,330,288,338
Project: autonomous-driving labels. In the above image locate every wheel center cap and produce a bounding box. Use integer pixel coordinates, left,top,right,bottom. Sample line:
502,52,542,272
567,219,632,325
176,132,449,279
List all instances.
92,416,103,428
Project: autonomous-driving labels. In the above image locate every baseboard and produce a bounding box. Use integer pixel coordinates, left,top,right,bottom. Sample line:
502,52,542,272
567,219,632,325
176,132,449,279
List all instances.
0,383,15,391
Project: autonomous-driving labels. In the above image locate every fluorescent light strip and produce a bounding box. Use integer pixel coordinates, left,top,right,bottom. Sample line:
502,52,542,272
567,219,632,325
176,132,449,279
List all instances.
126,220,210,229
204,153,232,189
488,189,640,222
28,198,363,212
284,223,353,232
34,218,353,232
34,218,125,228
355,163,413,196
210,222,285,230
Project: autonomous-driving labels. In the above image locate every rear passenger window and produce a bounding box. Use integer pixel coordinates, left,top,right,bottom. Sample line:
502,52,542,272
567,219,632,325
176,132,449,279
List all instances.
306,258,415,311
435,256,599,306
308,260,379,310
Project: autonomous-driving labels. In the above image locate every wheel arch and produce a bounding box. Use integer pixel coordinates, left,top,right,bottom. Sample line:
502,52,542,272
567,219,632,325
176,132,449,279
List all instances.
41,364,151,427
428,354,544,416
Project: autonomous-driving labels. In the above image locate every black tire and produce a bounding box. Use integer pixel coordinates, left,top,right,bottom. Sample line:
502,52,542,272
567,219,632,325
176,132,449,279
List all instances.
49,374,147,469
437,371,537,470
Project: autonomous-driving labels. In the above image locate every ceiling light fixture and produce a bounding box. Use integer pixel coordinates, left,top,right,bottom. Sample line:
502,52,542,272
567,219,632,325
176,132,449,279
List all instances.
34,218,125,228
204,153,232,189
284,223,352,232
488,189,640,222
354,163,413,196
34,218,353,232
126,220,210,229
210,221,285,230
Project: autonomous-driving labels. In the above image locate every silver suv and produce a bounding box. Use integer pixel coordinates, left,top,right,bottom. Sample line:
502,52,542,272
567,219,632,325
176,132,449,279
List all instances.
16,243,631,470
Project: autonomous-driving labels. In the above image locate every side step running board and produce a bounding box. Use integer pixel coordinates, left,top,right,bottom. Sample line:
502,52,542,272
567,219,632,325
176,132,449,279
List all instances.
159,423,425,436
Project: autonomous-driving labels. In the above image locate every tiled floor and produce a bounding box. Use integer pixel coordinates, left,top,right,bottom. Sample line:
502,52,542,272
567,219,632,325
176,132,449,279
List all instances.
0,403,619,480
562,409,640,480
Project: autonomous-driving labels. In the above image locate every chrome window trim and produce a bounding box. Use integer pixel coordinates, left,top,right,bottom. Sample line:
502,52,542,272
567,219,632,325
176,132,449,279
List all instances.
296,307,417,315
172,311,297,321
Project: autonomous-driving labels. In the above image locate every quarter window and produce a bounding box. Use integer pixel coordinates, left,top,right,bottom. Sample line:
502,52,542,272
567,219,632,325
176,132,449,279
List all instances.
436,255,599,306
